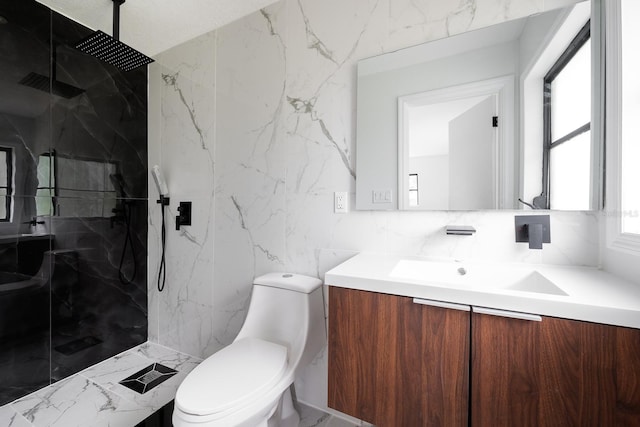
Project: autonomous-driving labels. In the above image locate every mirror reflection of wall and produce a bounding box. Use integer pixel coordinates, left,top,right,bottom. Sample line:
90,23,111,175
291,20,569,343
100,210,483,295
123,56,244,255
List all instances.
355,0,601,212
400,85,503,210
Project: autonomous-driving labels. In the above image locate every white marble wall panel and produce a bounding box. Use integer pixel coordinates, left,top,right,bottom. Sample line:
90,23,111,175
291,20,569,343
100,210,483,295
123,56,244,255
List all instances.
212,2,289,354
148,32,217,358
149,0,594,415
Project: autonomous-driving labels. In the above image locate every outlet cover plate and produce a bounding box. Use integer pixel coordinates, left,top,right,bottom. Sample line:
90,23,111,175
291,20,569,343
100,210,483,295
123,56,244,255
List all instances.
334,192,348,213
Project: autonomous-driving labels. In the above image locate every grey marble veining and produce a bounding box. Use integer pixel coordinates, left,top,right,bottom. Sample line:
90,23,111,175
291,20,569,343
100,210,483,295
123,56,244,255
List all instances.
0,342,200,427
148,0,597,420
0,405,31,427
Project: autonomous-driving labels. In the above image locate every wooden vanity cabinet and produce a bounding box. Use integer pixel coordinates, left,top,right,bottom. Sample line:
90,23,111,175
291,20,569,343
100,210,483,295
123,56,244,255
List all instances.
329,287,640,426
471,311,640,427
328,287,470,427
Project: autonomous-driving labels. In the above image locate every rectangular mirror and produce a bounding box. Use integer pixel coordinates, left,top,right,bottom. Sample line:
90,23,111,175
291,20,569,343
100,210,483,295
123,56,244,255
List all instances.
355,0,603,211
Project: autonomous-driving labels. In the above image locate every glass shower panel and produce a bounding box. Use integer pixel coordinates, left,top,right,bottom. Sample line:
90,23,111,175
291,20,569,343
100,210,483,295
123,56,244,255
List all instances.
0,0,148,405
0,0,52,406
50,5,148,383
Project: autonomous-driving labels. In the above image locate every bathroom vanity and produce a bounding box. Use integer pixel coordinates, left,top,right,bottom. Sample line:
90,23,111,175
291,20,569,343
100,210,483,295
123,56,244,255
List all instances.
325,253,640,426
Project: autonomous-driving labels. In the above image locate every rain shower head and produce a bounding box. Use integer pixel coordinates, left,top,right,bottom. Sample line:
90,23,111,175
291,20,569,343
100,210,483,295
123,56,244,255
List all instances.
18,45,85,99
19,72,85,99
74,0,154,72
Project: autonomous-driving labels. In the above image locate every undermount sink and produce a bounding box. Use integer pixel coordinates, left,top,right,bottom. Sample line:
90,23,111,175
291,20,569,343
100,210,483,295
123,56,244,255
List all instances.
389,259,568,296
494,270,568,296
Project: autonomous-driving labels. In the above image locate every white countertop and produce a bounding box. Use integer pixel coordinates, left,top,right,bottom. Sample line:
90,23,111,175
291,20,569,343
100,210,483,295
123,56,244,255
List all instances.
325,252,640,329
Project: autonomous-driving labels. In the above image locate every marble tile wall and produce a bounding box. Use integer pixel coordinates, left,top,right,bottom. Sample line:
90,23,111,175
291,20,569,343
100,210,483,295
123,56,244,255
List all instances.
149,0,596,413
148,32,218,357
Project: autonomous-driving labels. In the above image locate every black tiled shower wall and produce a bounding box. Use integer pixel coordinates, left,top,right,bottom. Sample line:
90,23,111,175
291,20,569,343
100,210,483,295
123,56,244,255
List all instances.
0,0,148,405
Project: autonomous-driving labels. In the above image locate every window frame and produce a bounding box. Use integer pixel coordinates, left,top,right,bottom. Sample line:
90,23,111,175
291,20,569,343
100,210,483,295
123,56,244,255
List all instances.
408,173,419,207
0,146,13,222
605,0,640,253
36,151,58,217
542,20,592,209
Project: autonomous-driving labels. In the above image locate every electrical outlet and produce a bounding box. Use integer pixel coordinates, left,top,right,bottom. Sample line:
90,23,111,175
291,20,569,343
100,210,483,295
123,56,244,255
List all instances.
334,192,348,213
373,190,392,203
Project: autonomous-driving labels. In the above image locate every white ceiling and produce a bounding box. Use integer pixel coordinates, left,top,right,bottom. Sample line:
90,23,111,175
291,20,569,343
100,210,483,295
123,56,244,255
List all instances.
36,0,279,57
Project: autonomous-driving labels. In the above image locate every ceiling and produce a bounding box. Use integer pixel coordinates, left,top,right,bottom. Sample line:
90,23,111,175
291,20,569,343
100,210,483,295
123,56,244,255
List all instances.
36,0,279,57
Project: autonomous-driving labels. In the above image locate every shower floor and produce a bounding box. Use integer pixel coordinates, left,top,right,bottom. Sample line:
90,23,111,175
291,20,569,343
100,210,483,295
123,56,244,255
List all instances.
0,342,201,427
0,317,146,406
0,331,50,405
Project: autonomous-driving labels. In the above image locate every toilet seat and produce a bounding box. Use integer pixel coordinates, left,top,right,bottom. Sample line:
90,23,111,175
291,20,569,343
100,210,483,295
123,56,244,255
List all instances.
175,338,288,417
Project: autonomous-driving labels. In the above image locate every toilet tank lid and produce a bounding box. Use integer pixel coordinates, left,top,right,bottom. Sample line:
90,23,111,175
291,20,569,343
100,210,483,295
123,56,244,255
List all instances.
254,273,322,294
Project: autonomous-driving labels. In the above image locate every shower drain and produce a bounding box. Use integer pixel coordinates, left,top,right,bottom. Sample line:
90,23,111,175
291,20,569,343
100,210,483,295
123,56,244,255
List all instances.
119,363,177,394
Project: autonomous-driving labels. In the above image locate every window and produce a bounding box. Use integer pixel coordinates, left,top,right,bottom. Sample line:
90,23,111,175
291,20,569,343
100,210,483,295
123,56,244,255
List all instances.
0,147,12,221
543,21,591,210
36,153,56,216
408,173,419,207
620,0,640,235
606,0,640,252
54,155,118,217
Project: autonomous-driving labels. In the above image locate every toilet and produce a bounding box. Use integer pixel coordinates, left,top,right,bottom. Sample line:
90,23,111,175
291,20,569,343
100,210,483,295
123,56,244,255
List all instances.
172,273,325,427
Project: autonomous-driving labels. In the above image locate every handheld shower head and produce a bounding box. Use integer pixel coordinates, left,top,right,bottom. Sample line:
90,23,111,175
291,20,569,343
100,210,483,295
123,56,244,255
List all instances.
152,165,168,198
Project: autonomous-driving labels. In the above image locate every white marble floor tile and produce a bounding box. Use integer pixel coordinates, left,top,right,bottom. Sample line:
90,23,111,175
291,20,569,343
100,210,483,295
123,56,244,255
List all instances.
106,360,198,412
0,341,203,427
298,403,360,427
80,350,152,390
0,404,32,427
1,341,348,427
104,342,201,411
11,375,152,427
132,342,201,371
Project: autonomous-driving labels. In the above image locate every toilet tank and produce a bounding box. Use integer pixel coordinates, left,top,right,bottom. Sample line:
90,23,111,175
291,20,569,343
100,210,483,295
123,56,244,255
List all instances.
234,273,325,373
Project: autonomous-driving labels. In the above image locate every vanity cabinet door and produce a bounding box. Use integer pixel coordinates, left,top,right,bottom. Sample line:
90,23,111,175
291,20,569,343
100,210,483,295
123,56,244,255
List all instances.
328,287,469,427
471,311,640,426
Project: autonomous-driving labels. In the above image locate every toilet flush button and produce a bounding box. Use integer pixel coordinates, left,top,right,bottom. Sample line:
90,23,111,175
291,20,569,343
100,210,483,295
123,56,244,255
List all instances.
282,274,293,278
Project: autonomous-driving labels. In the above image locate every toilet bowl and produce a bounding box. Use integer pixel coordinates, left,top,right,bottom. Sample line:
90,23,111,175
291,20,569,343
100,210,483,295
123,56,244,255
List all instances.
173,273,325,427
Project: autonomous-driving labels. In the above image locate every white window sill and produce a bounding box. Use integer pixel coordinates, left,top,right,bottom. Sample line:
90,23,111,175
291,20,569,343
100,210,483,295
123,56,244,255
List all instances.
608,232,640,255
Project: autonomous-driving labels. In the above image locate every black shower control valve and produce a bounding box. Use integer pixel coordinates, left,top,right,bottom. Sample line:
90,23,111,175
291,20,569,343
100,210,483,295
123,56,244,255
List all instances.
176,201,192,231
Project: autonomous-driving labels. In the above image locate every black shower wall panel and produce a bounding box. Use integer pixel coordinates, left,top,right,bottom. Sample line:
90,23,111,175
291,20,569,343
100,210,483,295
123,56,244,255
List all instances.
0,0,148,405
